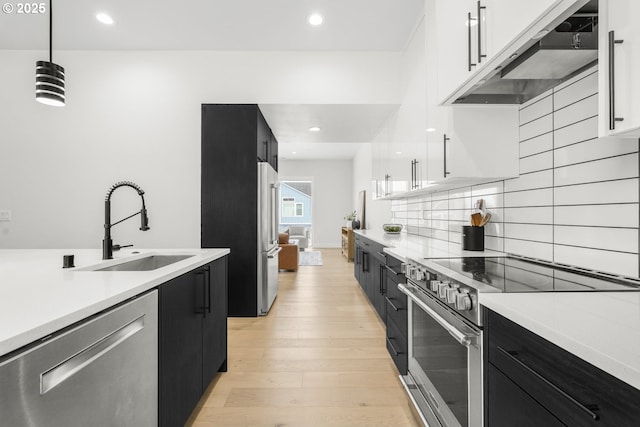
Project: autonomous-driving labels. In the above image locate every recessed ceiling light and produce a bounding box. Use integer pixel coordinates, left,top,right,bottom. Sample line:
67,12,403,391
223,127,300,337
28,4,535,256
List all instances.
395,151,402,155
533,29,550,40
309,126,321,132
96,13,114,25
292,151,297,154
308,14,323,26
426,128,436,133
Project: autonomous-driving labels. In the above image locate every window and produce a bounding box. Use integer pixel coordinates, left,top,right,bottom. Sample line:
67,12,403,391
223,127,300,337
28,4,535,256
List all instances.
282,197,303,217
282,197,295,217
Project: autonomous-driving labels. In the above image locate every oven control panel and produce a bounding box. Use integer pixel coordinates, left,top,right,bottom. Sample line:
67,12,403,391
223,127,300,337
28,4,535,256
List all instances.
404,262,475,313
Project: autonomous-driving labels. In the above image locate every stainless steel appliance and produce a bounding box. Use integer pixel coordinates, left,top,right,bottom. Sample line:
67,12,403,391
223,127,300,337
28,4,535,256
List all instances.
0,290,158,427
257,162,281,315
399,255,640,427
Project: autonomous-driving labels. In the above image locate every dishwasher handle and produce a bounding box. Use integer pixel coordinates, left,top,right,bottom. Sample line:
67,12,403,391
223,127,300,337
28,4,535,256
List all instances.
40,315,145,394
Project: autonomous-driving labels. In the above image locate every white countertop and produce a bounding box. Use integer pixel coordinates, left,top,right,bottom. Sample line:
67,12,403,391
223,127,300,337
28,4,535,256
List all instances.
354,229,506,261
481,292,640,390
0,248,229,356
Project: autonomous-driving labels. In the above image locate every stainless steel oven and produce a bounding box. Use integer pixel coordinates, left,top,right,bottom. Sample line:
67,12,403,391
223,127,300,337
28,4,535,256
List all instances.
397,255,640,427
399,279,482,427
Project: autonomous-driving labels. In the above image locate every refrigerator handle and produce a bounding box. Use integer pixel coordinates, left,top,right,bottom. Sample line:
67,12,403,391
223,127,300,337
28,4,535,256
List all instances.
271,183,279,245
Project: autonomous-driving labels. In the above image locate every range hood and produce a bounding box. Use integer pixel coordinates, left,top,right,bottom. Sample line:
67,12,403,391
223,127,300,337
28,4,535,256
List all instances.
453,5,598,104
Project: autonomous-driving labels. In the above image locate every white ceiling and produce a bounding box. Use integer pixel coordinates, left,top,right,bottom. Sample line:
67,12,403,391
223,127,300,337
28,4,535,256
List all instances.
1,0,423,159
0,0,423,51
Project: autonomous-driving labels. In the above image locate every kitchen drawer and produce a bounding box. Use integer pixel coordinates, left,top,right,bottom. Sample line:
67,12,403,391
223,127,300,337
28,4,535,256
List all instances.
386,269,406,299
385,295,407,339
386,315,407,375
485,309,640,426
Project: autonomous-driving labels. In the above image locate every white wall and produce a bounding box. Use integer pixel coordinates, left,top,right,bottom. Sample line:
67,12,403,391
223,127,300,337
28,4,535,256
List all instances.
0,50,400,249
279,159,352,248
352,143,391,230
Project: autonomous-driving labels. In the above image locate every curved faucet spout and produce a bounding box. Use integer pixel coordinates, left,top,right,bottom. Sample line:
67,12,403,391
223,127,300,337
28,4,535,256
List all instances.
103,181,150,260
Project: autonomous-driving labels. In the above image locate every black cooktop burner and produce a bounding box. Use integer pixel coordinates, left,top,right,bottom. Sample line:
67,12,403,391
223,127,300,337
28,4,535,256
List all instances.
430,256,640,292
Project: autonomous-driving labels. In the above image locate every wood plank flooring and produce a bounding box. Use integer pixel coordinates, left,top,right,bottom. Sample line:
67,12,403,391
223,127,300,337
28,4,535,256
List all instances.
187,249,419,427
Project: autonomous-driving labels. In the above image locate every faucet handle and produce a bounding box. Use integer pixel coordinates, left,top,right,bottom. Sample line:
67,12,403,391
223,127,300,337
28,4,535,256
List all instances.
112,244,134,251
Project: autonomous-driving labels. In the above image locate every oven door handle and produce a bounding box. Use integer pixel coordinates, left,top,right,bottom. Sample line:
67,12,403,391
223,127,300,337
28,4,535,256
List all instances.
399,283,476,347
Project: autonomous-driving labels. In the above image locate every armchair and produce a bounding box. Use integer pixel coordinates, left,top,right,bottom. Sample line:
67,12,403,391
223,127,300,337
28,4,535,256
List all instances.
287,226,309,250
278,233,298,271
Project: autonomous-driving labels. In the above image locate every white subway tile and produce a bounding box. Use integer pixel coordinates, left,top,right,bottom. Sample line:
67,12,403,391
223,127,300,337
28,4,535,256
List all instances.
449,197,471,210
554,137,638,168
431,210,449,220
520,114,553,142
504,223,553,243
449,187,472,199
419,228,434,238
432,191,449,201
472,181,504,196
432,229,449,241
504,169,553,192
553,94,598,130
554,153,639,186
554,226,638,253
449,230,462,244
485,236,504,252
520,94,552,124
504,188,553,207
554,204,639,228
553,70,598,110
484,221,503,238
554,179,639,205
520,151,553,174
521,88,553,109
554,66,597,91
505,238,553,261
520,133,553,157
554,116,598,148
450,209,472,222
504,207,553,224
474,193,504,210
432,199,449,211
554,245,638,277
449,221,465,233
432,220,449,231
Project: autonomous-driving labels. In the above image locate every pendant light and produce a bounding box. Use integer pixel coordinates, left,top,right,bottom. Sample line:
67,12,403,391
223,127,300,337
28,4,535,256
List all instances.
36,0,65,107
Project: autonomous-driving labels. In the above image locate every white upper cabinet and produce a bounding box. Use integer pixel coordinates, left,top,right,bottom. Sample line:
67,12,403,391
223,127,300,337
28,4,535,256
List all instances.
598,0,640,137
436,0,589,105
435,0,479,104
426,106,519,184
483,0,558,62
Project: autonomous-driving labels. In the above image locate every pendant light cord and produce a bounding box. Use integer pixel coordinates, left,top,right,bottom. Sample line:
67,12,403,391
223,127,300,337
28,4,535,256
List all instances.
49,0,52,63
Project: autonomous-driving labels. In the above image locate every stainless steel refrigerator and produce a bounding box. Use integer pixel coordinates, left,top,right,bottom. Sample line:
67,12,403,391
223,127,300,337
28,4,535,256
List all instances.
257,162,280,314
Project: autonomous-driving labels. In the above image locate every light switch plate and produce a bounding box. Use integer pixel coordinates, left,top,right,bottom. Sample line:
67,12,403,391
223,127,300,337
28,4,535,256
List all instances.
0,210,12,221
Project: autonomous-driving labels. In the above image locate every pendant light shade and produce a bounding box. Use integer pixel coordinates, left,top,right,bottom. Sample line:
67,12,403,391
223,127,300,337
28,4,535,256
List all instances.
36,61,65,106
36,0,65,107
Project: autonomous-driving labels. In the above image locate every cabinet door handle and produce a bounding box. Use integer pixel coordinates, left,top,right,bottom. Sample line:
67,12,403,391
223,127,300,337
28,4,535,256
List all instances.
496,346,600,421
410,160,415,189
477,1,486,63
379,264,385,294
467,12,477,71
205,265,212,314
363,251,369,272
384,264,403,275
385,296,402,312
386,337,402,356
608,30,625,130
443,134,451,178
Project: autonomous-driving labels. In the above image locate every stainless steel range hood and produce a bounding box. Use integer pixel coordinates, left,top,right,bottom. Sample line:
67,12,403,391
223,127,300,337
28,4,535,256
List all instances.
453,3,598,105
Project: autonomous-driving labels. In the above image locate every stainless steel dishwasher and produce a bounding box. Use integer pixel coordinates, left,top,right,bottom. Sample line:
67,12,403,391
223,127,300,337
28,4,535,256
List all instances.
0,290,158,427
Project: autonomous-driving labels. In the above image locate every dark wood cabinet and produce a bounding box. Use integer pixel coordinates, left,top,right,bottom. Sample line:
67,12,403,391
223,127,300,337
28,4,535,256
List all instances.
485,309,640,427
159,257,228,427
384,255,407,375
202,104,278,316
353,235,408,375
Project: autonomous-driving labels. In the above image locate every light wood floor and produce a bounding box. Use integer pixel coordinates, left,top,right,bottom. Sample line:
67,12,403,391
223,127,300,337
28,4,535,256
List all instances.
187,248,420,427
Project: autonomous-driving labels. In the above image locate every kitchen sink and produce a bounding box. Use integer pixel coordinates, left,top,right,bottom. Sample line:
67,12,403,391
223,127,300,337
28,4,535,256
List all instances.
90,255,194,272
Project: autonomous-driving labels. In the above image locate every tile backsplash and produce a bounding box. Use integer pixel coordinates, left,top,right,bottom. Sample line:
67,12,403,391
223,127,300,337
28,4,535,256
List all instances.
392,68,640,277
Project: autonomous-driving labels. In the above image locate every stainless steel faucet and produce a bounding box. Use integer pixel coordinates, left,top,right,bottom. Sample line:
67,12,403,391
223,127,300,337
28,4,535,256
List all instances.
102,181,150,260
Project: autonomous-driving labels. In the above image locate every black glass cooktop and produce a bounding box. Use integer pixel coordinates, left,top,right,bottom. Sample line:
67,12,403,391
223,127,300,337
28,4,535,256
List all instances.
430,256,640,292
